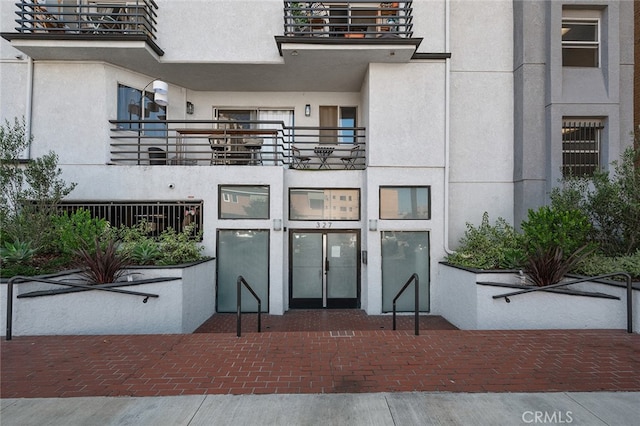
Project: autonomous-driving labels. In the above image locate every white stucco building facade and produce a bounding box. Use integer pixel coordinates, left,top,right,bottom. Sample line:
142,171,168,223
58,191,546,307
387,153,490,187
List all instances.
0,0,634,317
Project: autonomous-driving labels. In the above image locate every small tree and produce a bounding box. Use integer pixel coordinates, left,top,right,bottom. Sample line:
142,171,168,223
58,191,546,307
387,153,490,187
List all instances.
0,117,77,251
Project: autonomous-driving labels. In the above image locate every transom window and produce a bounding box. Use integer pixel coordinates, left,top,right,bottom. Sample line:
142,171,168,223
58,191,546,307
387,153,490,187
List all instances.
289,188,360,220
379,186,431,220
562,11,600,67
561,119,603,178
219,185,269,219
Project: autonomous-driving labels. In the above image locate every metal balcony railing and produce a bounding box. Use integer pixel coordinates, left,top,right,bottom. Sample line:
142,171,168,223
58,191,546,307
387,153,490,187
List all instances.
13,0,159,39
108,119,367,170
283,1,413,39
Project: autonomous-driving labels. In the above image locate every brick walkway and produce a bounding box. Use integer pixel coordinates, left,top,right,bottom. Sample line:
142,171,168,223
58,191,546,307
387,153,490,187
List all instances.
2,312,639,398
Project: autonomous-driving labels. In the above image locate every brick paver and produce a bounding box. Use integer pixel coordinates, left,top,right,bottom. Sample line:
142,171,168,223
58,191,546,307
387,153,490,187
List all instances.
2,328,639,398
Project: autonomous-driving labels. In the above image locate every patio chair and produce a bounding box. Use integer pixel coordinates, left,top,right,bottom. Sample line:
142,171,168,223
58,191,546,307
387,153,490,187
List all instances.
340,144,361,169
291,146,311,169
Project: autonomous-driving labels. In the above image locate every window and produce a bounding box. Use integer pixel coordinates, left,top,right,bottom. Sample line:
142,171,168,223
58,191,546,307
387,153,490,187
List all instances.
562,13,600,67
219,185,269,219
561,119,603,177
289,188,360,220
379,186,431,220
117,84,167,136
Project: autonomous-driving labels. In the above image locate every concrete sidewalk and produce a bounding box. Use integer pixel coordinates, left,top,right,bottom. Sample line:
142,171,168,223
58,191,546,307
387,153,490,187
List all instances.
2,392,639,425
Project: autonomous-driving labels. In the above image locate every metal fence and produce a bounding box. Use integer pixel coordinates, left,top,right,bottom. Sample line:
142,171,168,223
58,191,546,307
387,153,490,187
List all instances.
58,200,203,239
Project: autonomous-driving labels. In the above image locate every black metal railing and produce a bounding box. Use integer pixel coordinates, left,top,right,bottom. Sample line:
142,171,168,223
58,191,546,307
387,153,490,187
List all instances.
392,273,419,335
108,119,367,170
284,1,413,38
5,275,165,340
13,0,159,39
236,275,262,337
492,272,635,333
56,200,203,239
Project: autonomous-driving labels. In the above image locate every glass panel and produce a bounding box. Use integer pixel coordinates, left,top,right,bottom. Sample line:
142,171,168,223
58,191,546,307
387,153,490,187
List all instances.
381,231,430,312
218,109,255,129
562,47,598,67
379,187,431,219
289,188,360,220
326,232,358,298
219,185,269,219
117,84,167,136
217,230,269,312
291,232,323,298
562,21,597,42
339,107,356,143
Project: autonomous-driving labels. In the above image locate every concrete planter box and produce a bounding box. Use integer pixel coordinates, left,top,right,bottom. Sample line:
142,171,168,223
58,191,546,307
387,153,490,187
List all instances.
1,259,215,337
436,263,639,333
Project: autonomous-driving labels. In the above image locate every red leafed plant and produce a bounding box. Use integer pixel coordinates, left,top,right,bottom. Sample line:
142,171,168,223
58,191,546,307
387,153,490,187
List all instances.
75,237,130,284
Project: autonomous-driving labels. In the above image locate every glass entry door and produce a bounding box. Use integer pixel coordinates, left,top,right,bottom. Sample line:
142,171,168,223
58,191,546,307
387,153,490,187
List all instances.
290,230,359,308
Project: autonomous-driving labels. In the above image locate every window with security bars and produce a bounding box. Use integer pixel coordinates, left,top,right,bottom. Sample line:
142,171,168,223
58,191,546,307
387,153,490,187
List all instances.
561,120,603,178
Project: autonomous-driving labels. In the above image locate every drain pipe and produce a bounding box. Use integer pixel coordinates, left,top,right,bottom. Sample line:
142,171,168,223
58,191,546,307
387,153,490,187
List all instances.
25,57,34,158
443,0,453,254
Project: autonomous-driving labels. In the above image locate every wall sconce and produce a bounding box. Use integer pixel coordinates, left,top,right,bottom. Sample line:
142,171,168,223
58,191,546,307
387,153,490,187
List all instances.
368,219,378,231
273,219,282,231
305,104,311,117
186,101,194,115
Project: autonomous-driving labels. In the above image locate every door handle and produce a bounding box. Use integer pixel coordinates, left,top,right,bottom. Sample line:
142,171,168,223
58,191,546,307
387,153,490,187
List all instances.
325,257,330,272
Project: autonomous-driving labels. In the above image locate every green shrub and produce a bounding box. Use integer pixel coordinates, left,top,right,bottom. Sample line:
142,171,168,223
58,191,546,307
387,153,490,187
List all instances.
1,117,76,252
520,206,593,257
52,209,109,256
156,224,204,265
573,251,640,280
551,144,640,256
445,212,525,270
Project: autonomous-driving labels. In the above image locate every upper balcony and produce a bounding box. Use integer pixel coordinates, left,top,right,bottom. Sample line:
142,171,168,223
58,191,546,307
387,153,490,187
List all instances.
276,1,420,62
2,1,163,65
2,1,423,92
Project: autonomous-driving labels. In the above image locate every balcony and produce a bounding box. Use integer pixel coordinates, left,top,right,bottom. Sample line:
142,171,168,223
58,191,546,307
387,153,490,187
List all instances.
283,1,413,39
109,119,367,170
1,0,163,61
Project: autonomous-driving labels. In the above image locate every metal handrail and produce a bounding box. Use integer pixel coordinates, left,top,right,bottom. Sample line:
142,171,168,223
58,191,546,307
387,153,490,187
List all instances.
392,273,419,335
236,275,262,337
5,275,160,340
492,272,634,333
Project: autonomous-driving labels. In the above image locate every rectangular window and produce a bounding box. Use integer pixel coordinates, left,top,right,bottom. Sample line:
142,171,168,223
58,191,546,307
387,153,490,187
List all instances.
561,119,603,178
379,186,431,220
219,185,269,219
562,17,599,67
289,188,360,220
117,84,167,136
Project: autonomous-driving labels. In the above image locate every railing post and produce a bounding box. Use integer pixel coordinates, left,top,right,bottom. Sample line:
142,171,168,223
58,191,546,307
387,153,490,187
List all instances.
237,276,242,337
392,273,419,336
414,273,419,336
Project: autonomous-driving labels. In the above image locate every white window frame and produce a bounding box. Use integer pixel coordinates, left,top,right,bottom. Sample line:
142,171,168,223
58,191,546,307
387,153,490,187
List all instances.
561,12,601,68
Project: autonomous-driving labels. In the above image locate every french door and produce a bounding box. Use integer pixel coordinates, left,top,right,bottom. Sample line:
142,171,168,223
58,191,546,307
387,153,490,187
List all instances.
290,230,360,308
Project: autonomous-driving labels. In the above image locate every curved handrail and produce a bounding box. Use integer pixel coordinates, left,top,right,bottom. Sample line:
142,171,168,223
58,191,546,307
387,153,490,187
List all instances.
492,272,634,333
236,275,262,337
392,273,419,336
5,275,160,341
